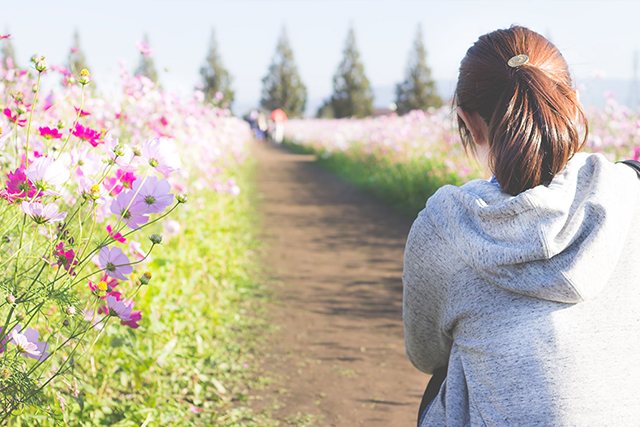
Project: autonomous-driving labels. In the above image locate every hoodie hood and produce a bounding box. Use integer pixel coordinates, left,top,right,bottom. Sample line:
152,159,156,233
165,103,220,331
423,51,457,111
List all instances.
426,153,639,304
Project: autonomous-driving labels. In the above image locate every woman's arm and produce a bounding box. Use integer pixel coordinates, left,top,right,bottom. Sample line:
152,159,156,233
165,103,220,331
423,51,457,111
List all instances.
402,211,453,374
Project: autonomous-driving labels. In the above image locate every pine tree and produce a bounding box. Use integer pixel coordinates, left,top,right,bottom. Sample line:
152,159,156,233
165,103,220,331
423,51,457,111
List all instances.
260,27,307,118
199,29,234,106
395,24,441,115
134,34,159,84
69,30,89,75
329,26,374,119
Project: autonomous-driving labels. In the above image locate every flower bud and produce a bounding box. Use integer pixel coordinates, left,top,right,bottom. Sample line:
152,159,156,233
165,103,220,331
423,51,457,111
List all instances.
176,193,188,204
32,83,39,93
57,120,65,129
35,57,47,72
149,234,163,245
66,306,76,316
132,147,142,157
2,235,10,244
16,312,25,321
30,55,37,64
78,69,91,85
6,295,15,304
63,319,70,327
12,92,23,102
113,144,126,157
140,271,152,285
16,105,26,115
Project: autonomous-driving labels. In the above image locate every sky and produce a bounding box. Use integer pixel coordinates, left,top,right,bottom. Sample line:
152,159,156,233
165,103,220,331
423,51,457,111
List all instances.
2,0,640,115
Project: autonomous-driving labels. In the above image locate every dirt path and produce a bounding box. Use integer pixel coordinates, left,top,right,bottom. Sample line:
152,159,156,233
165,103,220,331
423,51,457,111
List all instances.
253,143,429,426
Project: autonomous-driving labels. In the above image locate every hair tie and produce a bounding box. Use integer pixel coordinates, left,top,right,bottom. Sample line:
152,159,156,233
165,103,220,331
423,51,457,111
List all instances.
508,54,529,68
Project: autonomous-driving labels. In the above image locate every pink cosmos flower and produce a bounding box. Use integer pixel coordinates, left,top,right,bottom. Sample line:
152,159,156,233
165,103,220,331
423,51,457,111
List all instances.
43,93,55,111
38,126,63,140
21,202,67,224
5,167,37,201
89,273,121,300
163,219,181,237
131,176,174,214
54,242,77,275
120,300,141,329
71,124,101,147
26,156,70,190
135,40,153,57
83,309,105,331
128,240,147,262
74,107,90,117
110,189,149,230
99,246,133,280
105,295,132,321
11,325,50,361
3,108,26,127
107,224,126,243
70,47,78,53
141,137,182,176
0,34,10,40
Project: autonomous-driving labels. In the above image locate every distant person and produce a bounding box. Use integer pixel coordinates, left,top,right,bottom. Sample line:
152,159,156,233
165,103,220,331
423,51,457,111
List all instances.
247,109,259,137
256,111,268,141
403,25,640,426
270,108,287,143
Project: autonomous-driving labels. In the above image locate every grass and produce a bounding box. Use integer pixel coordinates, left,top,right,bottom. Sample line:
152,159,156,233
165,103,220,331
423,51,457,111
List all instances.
282,140,470,218
9,158,299,426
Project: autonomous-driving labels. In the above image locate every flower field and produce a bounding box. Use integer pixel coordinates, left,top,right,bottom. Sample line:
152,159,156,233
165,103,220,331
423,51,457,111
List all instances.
0,51,286,425
283,97,640,216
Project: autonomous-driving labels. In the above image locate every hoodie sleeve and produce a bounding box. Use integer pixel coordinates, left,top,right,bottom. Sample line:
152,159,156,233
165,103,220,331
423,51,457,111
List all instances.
403,210,453,374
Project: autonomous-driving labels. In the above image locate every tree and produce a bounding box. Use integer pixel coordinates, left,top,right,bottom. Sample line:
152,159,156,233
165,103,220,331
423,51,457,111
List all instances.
199,29,234,106
134,34,159,84
69,30,89,75
260,27,307,118
395,24,442,115
329,26,373,118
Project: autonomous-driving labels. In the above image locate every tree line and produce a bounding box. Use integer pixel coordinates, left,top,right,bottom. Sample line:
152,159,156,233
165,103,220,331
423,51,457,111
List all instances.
0,25,441,117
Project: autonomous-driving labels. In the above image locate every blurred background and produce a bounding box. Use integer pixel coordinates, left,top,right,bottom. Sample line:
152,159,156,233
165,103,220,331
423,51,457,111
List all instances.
2,0,639,116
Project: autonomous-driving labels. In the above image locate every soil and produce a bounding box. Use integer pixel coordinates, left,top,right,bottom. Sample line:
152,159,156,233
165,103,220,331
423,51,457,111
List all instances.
252,142,430,426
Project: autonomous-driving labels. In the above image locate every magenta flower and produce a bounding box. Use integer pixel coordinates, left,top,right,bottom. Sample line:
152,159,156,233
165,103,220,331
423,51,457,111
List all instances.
104,169,137,196
10,325,50,361
74,107,90,117
38,126,63,140
106,224,126,243
26,156,70,190
106,295,132,321
5,167,37,201
3,108,26,127
110,189,149,230
54,242,77,275
0,34,10,40
131,176,174,214
89,273,121,300
141,138,182,176
99,246,133,280
71,124,101,147
120,300,141,329
21,202,67,224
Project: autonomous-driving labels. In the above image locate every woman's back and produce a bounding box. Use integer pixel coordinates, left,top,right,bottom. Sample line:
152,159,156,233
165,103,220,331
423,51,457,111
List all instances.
404,153,640,425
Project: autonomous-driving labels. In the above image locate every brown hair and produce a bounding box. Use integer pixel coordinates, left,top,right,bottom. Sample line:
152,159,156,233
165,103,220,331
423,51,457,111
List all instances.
454,25,588,195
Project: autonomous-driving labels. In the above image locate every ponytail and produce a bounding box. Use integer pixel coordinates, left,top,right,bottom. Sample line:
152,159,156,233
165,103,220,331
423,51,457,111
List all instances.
455,26,588,195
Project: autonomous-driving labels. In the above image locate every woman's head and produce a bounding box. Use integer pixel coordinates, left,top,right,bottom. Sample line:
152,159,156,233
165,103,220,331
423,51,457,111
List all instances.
454,25,588,195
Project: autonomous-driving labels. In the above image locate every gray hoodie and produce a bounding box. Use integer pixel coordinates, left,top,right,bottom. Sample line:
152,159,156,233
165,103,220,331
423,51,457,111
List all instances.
403,152,640,426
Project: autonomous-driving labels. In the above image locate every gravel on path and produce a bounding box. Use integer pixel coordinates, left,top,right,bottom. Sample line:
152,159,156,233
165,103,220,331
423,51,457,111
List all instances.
253,142,430,427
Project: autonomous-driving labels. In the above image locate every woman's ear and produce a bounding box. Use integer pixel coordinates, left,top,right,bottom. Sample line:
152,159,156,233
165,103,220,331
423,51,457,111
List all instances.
456,107,488,146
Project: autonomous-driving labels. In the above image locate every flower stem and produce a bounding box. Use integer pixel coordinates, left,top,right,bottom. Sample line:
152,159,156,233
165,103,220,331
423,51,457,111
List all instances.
24,72,41,168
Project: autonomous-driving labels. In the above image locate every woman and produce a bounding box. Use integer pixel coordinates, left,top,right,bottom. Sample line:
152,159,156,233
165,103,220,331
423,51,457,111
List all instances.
403,25,640,426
